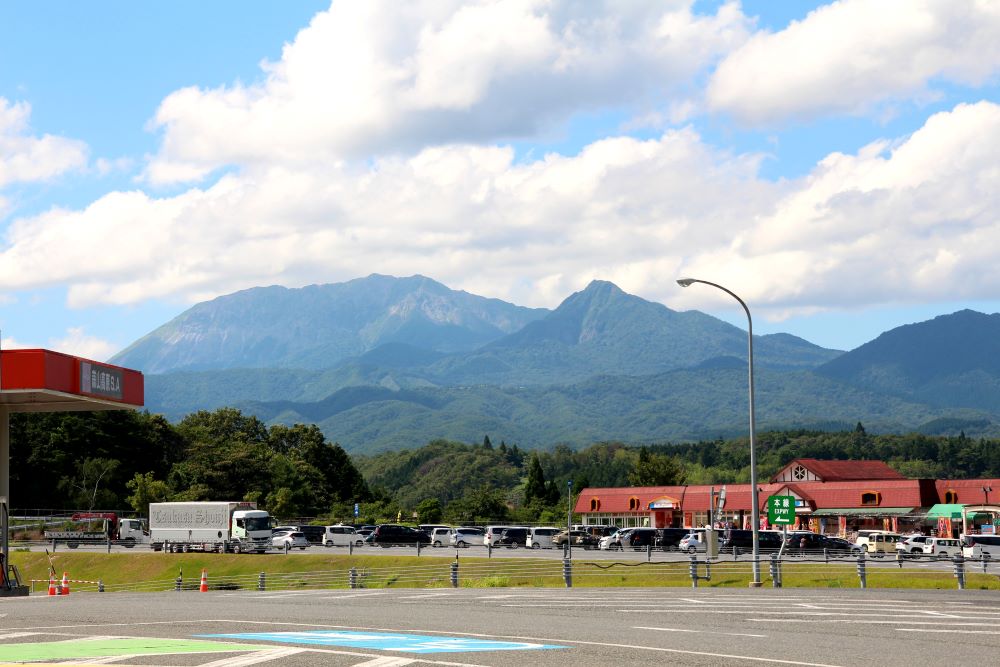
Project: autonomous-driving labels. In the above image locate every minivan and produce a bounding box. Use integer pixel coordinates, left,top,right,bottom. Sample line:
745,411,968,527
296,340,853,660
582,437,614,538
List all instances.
430,527,453,547
496,527,530,548
322,524,363,547
293,525,325,545
526,527,560,549
370,524,431,547
484,525,509,547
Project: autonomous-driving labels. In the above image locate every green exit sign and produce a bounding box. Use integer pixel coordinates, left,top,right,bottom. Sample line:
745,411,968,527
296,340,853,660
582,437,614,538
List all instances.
768,495,795,525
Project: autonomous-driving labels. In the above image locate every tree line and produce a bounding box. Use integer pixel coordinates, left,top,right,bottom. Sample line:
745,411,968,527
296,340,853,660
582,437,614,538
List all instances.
11,408,999,524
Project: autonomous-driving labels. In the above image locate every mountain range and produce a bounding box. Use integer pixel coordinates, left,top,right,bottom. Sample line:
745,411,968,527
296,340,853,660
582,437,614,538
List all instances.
111,275,1000,453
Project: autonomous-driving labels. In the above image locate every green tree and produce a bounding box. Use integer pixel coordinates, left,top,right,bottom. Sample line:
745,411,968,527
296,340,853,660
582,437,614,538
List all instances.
524,453,548,504
628,447,686,486
415,497,443,523
125,472,171,513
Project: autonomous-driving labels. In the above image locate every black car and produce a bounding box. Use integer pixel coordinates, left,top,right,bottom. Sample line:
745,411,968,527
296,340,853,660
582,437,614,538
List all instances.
721,529,783,553
291,525,325,545
496,527,530,548
785,533,852,556
369,524,431,547
657,528,692,551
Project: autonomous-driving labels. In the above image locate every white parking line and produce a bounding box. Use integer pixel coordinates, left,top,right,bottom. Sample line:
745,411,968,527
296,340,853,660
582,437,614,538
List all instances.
635,625,766,638
199,647,308,666
351,658,417,666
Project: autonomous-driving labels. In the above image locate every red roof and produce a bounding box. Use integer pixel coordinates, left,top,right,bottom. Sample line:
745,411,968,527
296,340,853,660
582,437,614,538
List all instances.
576,478,935,514
775,458,905,482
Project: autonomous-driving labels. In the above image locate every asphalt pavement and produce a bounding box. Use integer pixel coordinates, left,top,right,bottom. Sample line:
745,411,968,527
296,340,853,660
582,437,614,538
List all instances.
3,585,1000,666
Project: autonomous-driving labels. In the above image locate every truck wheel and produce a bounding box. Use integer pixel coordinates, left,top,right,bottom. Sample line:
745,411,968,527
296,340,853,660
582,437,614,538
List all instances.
182,544,190,553
233,543,242,554
123,538,136,549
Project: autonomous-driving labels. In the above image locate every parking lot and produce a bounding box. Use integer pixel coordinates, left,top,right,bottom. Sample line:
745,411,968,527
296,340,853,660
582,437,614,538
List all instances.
4,585,1000,665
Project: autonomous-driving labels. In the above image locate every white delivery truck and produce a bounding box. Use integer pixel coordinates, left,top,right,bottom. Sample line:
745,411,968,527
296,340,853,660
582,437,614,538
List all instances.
148,501,271,554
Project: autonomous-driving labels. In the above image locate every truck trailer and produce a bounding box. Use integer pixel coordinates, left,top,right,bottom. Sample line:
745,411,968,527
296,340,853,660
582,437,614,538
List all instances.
148,501,271,553
44,512,148,548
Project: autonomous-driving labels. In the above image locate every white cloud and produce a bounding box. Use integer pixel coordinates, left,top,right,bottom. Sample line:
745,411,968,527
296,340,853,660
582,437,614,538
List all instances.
143,0,749,184
0,98,88,187
1,328,117,361
707,0,1000,124
4,101,1000,320
48,327,119,361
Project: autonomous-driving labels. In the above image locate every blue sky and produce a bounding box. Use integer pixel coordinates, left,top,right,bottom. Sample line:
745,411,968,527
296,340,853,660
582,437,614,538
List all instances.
2,0,1000,361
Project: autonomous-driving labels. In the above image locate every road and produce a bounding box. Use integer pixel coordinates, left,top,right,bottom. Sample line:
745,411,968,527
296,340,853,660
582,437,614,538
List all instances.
3,586,1000,665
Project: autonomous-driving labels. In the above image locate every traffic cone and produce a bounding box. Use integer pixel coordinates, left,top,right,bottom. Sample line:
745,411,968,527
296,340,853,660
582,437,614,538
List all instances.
47,574,57,596
61,572,70,596
199,569,208,593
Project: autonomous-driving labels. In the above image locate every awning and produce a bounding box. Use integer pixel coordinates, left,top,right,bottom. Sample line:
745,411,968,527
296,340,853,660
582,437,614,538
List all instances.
925,504,964,519
811,507,915,517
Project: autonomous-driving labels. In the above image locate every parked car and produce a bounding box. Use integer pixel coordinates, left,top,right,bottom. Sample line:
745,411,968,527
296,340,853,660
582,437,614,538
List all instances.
852,532,903,557
526,527,560,549
370,524,431,547
679,530,706,553
322,524,363,547
599,529,622,550
484,525,510,547
271,530,309,550
419,524,450,537
430,527,453,547
552,529,599,549
896,534,930,556
787,533,852,556
293,525,325,545
657,528,692,551
271,525,296,534
921,537,963,559
451,527,484,548
496,527,530,548
721,529,783,553
620,527,659,549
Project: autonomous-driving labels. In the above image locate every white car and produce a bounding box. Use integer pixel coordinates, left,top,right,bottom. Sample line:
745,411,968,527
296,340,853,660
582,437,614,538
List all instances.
451,527,484,548
430,527,453,547
272,530,309,550
679,531,706,553
598,529,621,550
322,525,363,547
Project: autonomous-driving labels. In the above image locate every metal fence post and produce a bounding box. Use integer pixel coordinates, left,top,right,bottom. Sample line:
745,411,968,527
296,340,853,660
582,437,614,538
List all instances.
770,553,781,588
823,548,828,564
258,571,266,592
733,546,739,562
450,560,459,588
896,551,903,569
98,578,104,593
284,542,289,555
107,538,112,554
175,575,182,592
349,567,357,590
487,543,492,559
983,556,989,574
954,554,966,590
856,551,867,589
349,541,353,556
562,558,572,588
647,544,652,562
689,555,698,588
417,541,422,557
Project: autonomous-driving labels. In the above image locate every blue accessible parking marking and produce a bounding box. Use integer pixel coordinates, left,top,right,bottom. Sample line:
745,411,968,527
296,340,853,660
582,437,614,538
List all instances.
198,630,565,654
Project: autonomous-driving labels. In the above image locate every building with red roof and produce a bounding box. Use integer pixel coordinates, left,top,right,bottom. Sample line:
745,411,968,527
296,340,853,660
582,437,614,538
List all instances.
574,458,1000,538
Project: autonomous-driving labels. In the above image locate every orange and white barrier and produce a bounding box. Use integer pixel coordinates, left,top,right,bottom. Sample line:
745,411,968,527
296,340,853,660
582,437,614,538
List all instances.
199,569,208,593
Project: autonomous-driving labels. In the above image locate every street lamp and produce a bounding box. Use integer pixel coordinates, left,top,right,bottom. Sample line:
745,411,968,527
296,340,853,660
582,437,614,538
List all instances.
677,277,762,587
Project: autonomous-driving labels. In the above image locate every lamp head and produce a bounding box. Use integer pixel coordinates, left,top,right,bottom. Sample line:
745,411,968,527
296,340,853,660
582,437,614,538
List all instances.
676,278,696,287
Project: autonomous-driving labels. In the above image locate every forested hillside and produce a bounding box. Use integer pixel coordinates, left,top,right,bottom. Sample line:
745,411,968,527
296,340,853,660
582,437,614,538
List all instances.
11,409,1000,526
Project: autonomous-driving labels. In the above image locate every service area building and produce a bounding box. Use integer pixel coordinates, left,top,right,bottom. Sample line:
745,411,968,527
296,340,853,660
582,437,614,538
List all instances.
575,458,1000,539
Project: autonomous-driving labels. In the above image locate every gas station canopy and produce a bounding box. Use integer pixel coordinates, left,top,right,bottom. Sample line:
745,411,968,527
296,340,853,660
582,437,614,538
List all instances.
0,349,143,412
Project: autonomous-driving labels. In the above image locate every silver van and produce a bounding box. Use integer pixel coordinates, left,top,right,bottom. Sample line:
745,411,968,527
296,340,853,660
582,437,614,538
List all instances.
430,527,453,547
526,526,560,549
322,524,363,547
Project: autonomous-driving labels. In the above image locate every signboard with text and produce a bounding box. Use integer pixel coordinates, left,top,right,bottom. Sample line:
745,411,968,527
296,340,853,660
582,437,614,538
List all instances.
768,495,795,525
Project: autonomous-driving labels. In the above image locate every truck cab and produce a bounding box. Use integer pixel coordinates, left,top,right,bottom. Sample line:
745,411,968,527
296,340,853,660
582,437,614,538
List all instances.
116,518,149,547
231,509,272,553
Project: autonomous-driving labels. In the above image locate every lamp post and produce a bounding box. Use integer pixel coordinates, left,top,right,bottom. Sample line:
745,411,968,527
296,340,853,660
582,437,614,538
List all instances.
566,479,574,559
677,277,761,587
